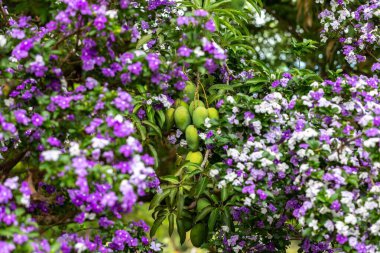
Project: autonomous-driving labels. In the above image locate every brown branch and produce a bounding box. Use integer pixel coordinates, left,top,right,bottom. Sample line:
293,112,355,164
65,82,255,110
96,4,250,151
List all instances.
0,149,27,181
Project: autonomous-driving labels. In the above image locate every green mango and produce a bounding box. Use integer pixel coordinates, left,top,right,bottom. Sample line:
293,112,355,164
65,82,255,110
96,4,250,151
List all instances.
174,99,189,109
174,106,191,131
185,151,203,171
184,81,196,101
192,107,208,128
185,125,199,151
190,223,207,247
196,198,211,212
189,100,205,116
207,107,219,121
165,108,175,130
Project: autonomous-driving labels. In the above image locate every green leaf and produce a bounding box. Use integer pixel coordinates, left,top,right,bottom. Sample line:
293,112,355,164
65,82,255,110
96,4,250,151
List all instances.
169,188,178,207
195,206,213,222
221,186,228,202
193,177,209,198
208,208,219,231
150,214,166,237
149,189,170,210
177,188,185,218
176,218,186,245
136,34,152,49
142,120,162,138
168,213,175,236
156,110,166,129
148,144,159,168
160,175,180,184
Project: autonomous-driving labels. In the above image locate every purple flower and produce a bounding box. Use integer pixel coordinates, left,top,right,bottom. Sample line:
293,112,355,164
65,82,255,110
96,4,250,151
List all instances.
10,28,25,39
128,62,143,76
114,91,133,112
194,9,208,17
47,136,61,147
205,19,216,32
31,113,44,127
146,53,160,72
330,200,341,211
12,39,34,60
371,63,380,72
99,217,115,228
0,185,13,203
14,109,30,125
85,77,98,89
29,55,48,77
256,189,267,200
177,46,193,57
94,15,107,30
13,234,28,245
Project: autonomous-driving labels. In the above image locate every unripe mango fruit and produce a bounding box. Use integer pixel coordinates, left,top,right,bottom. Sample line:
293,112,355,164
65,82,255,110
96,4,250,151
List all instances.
174,106,191,131
185,125,199,151
174,99,189,109
186,151,203,164
196,198,211,212
207,107,219,121
192,107,208,128
189,100,205,116
190,223,207,247
165,108,175,130
184,81,196,101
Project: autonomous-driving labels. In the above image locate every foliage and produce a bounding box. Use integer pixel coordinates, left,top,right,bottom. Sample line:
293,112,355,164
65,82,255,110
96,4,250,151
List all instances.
0,0,379,252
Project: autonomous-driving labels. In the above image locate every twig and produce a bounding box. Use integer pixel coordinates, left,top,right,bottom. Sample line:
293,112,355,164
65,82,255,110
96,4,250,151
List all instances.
201,149,211,168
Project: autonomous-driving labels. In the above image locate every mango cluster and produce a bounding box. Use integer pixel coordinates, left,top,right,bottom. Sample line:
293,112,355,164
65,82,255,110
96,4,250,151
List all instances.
164,82,219,170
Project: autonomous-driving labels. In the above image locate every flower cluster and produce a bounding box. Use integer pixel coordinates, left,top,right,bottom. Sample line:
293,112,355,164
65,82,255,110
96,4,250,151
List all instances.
317,0,379,66
205,72,380,252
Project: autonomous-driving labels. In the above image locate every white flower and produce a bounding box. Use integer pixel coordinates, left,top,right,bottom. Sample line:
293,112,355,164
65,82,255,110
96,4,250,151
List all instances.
41,150,62,161
218,180,226,189
309,219,318,230
114,114,124,123
364,138,380,148
106,10,118,19
74,243,87,253
204,118,211,128
209,169,219,177
225,172,237,182
0,35,6,47
69,142,81,156
179,139,187,147
199,133,206,140
221,226,230,232
226,96,235,104
345,214,357,225
244,197,252,206
370,220,380,236
194,47,204,57
91,137,110,149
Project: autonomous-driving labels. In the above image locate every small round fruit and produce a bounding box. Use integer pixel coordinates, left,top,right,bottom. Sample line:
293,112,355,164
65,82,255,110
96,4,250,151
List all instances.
174,106,191,131
190,223,207,247
184,81,196,101
185,125,199,151
189,100,205,116
207,107,219,121
192,107,208,128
